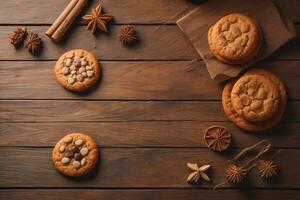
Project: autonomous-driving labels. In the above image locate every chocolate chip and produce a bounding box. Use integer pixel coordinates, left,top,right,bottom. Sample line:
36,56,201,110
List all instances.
81,59,88,66
81,72,87,77
74,56,81,67
80,147,89,156
65,58,72,67
87,70,94,77
71,145,80,153
86,65,93,70
79,67,85,73
74,153,83,161
77,74,84,82
59,145,66,153
75,139,84,146
60,67,69,75
61,157,70,164
64,136,73,143
70,65,76,71
72,160,81,169
81,158,86,166
67,77,75,84
64,150,74,158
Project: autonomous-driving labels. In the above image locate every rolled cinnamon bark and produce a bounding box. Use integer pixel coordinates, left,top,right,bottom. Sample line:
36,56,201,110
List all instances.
46,0,88,42
45,0,79,37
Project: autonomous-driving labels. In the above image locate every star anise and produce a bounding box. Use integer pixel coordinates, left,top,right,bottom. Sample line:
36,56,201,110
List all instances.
118,25,137,45
10,27,27,48
82,4,113,34
226,164,247,184
257,160,278,179
204,126,231,151
186,163,211,183
24,32,42,54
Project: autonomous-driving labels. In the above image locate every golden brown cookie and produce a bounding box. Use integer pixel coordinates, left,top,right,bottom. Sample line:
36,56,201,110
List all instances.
52,133,99,177
222,69,286,132
54,49,101,92
208,13,262,64
231,75,280,122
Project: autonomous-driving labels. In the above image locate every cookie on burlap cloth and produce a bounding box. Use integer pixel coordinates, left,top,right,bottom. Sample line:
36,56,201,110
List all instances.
208,13,262,64
231,74,280,122
54,49,101,92
222,69,286,132
52,133,99,177
176,0,297,82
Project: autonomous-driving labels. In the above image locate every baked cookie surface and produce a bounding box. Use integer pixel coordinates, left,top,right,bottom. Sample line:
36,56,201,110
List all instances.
231,74,280,122
208,13,262,64
52,133,99,177
222,69,286,132
54,49,101,92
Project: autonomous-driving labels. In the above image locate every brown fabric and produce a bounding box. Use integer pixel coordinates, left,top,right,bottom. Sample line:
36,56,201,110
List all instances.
177,0,297,83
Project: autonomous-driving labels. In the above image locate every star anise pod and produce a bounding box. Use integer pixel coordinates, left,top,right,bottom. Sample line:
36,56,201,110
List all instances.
10,27,27,48
24,32,42,54
118,25,137,45
257,160,278,179
204,126,231,151
186,163,211,183
226,164,247,184
82,4,113,34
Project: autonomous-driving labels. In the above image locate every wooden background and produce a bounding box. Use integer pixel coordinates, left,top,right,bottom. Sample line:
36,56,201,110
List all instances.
1,0,300,199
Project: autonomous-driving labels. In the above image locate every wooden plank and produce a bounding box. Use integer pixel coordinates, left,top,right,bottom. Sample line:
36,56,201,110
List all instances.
0,147,299,188
1,0,299,24
1,189,299,200
0,60,220,100
0,100,299,122
1,61,300,100
0,25,198,61
0,0,196,24
1,100,299,122
0,121,299,148
0,100,224,122
0,25,299,61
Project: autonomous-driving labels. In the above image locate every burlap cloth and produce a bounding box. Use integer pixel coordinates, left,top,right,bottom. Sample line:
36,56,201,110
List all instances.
177,0,297,83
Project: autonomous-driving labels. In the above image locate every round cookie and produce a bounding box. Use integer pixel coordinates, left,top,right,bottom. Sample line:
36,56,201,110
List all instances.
222,69,286,132
231,74,280,122
52,133,99,177
208,13,262,64
54,49,101,92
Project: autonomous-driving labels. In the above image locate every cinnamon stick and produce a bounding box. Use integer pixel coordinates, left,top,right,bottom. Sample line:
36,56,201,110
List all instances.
46,0,88,42
45,0,79,37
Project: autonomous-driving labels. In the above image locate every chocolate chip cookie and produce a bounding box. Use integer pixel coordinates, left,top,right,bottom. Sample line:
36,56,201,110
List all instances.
52,133,99,177
208,13,262,64
231,75,280,122
222,69,286,132
54,49,101,92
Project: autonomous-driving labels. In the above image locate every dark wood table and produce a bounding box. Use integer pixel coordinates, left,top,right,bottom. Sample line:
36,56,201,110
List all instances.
1,0,300,199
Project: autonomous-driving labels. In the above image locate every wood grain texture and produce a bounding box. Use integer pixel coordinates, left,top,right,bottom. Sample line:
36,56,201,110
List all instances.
0,25,199,60
0,122,299,148
0,0,300,197
1,61,300,100
0,60,219,100
0,25,299,61
1,100,299,122
0,147,299,188
0,0,299,24
1,189,299,200
0,100,224,122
